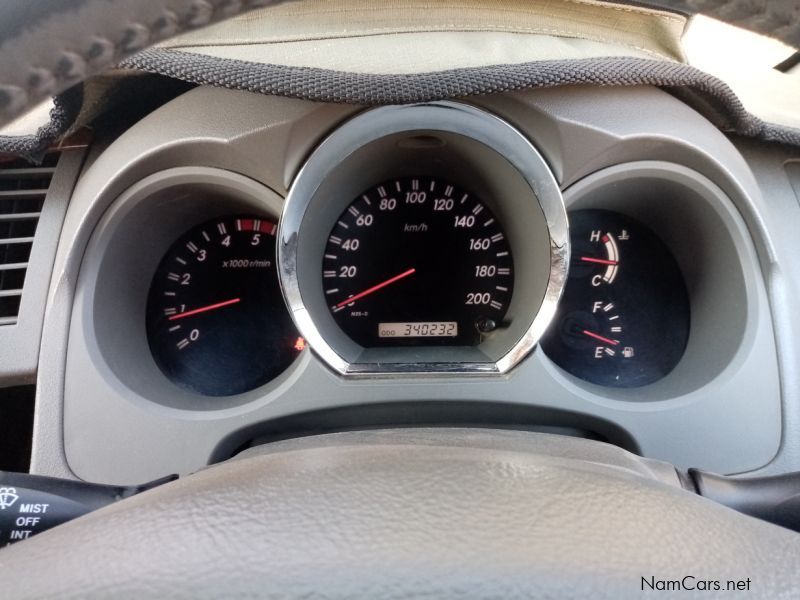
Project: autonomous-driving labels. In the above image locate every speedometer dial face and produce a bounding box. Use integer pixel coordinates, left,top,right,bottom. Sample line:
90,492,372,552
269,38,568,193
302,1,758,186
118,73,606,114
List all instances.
146,216,302,396
322,177,514,347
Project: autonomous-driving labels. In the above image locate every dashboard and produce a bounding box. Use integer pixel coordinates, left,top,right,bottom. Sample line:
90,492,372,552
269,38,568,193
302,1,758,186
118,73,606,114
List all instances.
35,84,787,484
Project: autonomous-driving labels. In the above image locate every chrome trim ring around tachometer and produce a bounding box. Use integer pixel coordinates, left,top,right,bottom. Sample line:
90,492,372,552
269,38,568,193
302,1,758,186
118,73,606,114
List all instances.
278,101,568,376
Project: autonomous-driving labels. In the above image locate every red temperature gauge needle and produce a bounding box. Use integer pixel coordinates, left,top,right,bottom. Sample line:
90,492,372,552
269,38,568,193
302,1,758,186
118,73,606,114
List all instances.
335,268,416,309
581,329,619,346
168,298,241,321
580,256,618,266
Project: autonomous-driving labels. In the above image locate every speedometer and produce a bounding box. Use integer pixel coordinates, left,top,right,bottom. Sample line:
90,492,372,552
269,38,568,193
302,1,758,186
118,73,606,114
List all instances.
278,101,566,376
322,176,514,347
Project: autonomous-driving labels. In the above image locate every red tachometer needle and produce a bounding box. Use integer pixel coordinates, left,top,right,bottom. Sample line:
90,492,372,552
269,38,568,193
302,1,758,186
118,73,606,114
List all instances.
580,256,618,266
334,268,416,309
582,329,619,346
168,297,241,321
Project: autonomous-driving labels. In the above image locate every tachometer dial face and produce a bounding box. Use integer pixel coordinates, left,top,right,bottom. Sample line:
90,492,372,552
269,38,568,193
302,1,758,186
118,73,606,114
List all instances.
322,176,514,347
541,210,689,388
146,216,302,396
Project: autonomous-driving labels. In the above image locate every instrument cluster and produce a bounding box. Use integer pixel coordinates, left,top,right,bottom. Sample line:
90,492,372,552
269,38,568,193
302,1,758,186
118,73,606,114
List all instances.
137,103,694,396
66,86,779,482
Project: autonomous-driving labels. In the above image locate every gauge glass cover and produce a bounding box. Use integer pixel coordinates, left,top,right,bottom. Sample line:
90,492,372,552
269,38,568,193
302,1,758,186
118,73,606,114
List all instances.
322,177,514,347
541,209,690,388
146,216,302,396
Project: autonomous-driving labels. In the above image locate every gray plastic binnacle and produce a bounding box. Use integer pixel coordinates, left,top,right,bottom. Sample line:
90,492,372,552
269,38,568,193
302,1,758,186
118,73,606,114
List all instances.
40,84,781,484
730,141,800,477
4,430,800,599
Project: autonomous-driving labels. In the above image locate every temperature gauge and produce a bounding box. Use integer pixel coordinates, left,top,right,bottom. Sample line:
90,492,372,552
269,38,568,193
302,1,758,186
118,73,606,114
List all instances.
570,224,633,286
541,210,689,388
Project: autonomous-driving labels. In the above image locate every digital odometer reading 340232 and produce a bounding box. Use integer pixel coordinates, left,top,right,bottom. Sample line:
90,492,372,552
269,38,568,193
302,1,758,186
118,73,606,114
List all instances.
322,177,514,347
379,322,458,338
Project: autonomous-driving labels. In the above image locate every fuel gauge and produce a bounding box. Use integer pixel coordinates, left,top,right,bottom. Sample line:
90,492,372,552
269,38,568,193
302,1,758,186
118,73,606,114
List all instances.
541,210,690,388
559,300,625,358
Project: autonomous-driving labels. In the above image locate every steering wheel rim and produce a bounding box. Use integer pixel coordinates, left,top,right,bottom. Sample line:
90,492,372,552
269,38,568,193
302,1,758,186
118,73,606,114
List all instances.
1,429,799,598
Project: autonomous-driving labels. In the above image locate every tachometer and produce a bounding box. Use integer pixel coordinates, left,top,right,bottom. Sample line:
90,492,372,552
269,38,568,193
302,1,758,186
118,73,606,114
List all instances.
322,177,514,347
146,216,302,396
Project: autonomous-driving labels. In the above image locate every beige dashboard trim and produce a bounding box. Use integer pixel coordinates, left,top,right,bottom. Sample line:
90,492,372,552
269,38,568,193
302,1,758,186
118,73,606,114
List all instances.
165,32,668,75
158,0,687,63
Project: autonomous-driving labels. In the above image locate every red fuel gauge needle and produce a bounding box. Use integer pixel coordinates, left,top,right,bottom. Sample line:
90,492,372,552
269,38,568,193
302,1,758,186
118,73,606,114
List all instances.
169,297,241,321
580,256,618,266
582,329,619,346
335,268,416,309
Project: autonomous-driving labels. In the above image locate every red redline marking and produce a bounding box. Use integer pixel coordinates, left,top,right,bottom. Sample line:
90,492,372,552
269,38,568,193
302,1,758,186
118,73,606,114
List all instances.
334,268,416,309
582,329,619,346
260,221,277,235
168,298,241,321
580,256,618,266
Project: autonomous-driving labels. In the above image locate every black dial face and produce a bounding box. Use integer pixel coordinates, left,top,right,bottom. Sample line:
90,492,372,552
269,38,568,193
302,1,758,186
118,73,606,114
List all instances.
322,176,514,347
146,216,302,396
541,210,690,388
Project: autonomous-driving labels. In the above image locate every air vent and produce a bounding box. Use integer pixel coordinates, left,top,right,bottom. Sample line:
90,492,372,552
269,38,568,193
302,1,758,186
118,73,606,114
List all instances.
0,152,59,326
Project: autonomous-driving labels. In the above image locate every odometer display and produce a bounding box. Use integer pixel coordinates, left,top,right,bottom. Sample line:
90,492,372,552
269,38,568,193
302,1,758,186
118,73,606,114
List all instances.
322,177,514,347
379,322,458,338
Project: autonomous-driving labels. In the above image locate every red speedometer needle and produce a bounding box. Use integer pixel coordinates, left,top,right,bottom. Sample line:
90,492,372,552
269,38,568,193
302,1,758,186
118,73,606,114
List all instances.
580,256,618,266
582,329,619,346
334,268,416,309
168,298,241,321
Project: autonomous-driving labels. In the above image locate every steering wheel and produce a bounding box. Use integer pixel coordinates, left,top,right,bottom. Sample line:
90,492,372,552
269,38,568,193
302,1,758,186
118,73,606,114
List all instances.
1,2,800,597
2,428,800,597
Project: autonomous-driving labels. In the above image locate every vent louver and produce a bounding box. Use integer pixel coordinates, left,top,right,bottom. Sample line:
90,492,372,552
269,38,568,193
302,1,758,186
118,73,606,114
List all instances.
0,153,59,326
